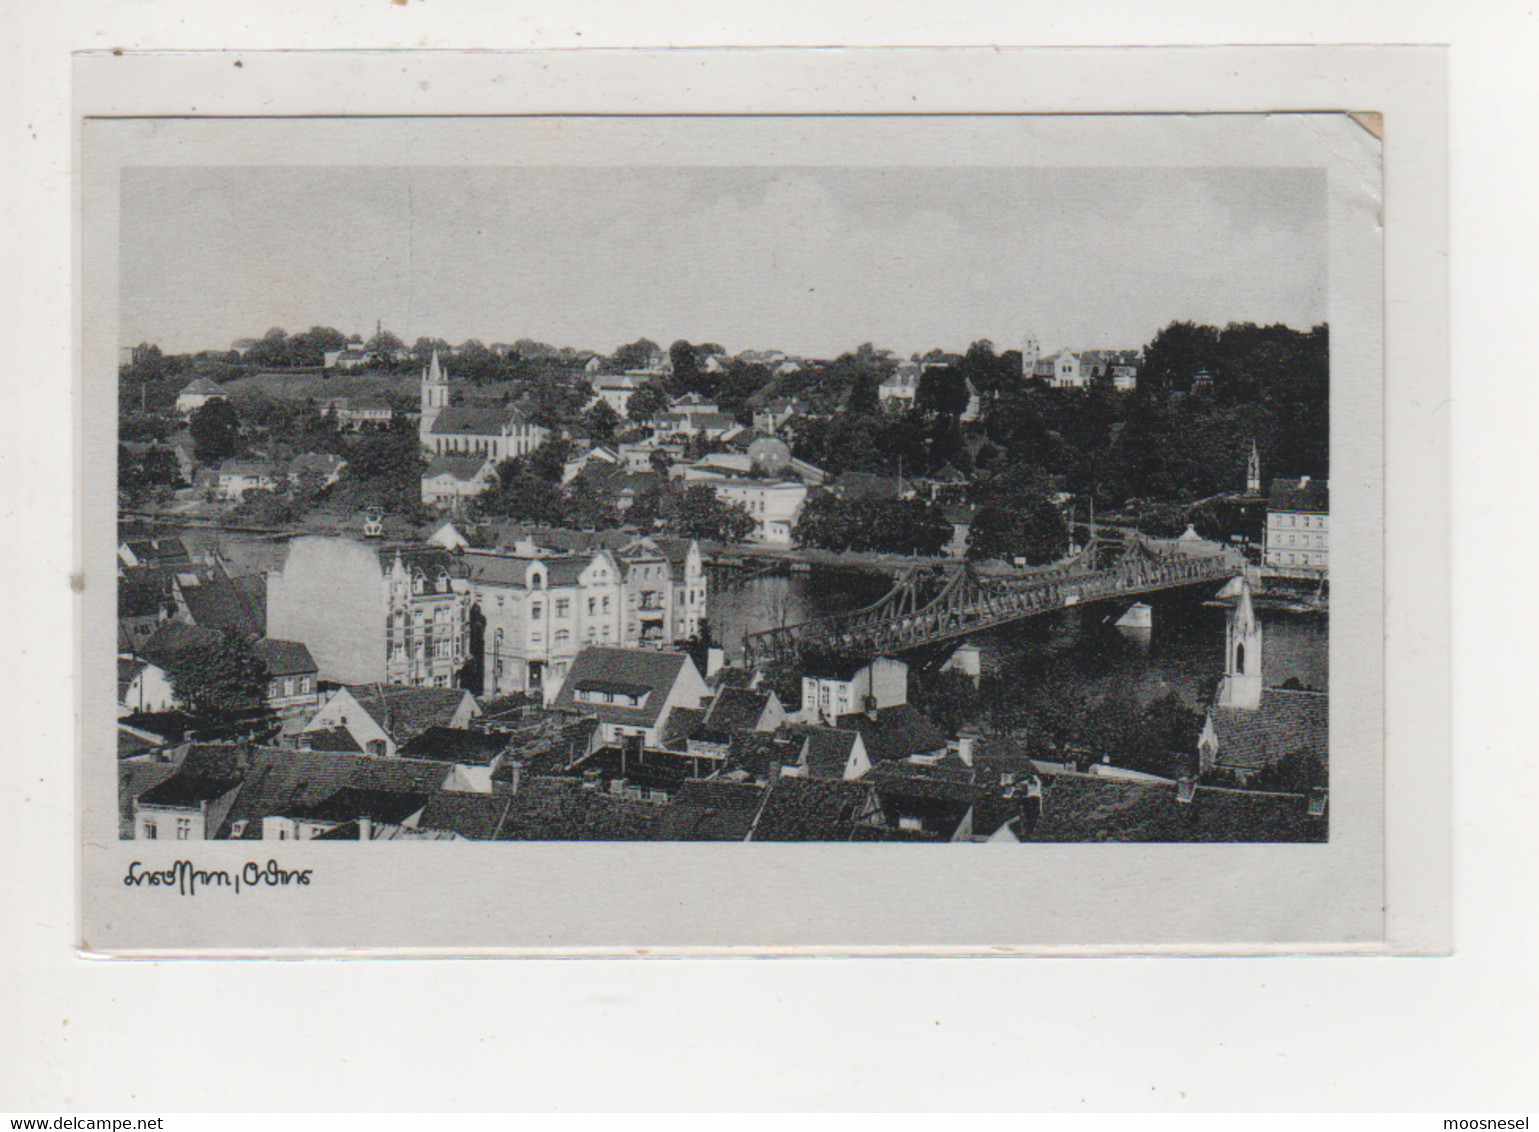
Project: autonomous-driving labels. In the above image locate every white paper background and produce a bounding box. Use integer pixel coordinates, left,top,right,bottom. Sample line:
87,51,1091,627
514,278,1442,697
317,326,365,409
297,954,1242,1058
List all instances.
0,5,1512,1111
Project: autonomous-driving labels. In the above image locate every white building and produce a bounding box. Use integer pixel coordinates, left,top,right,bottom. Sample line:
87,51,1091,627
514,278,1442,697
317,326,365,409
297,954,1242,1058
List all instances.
175,377,225,415
421,455,499,507
420,350,548,462
801,656,910,727
1263,476,1329,576
699,476,809,544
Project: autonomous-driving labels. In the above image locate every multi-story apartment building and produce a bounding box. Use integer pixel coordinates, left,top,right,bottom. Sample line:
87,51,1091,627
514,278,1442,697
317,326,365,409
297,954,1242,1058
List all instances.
266,537,473,688
1262,476,1329,577
463,535,709,701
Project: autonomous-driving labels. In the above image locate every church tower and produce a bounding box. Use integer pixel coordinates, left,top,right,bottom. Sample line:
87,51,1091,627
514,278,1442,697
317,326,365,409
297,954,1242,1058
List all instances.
1217,577,1264,709
1246,440,1261,496
1021,335,1040,378
419,349,449,450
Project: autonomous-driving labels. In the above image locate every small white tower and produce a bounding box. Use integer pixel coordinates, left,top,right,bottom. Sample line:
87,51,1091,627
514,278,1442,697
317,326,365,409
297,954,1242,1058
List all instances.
1021,336,1040,378
1246,440,1261,496
419,349,449,449
1217,577,1264,709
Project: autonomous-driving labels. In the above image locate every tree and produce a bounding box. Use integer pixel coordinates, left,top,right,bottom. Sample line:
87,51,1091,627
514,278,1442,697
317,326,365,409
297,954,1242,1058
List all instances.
967,498,1068,565
846,372,882,417
584,400,622,444
676,484,756,542
163,630,267,717
915,365,971,420
626,383,669,423
613,338,661,370
188,398,242,464
908,667,983,737
669,340,702,393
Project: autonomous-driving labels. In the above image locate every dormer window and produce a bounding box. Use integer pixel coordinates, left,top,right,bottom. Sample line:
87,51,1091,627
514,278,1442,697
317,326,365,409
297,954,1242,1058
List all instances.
412,574,424,595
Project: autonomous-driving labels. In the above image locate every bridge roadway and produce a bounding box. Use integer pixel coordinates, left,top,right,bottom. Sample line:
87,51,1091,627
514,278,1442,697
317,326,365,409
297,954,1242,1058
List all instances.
740,537,1244,666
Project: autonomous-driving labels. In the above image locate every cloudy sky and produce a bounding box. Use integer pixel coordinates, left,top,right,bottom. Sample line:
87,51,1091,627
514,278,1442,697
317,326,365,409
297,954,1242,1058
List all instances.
120,164,1326,358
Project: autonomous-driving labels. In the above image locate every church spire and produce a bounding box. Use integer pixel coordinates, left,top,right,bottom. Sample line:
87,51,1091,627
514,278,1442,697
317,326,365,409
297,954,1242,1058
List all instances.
1247,440,1261,496
1218,576,1264,710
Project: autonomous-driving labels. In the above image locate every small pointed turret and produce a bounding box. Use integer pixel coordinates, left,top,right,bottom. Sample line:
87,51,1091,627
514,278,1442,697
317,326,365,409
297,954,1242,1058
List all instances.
1247,440,1261,496
1218,576,1264,710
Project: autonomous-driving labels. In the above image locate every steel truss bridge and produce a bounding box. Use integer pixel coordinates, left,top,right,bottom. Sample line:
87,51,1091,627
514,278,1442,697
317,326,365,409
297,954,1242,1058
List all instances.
740,535,1244,667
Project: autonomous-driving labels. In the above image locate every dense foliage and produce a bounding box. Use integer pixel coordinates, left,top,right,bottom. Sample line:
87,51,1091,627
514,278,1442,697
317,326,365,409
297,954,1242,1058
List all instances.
792,494,953,556
162,629,268,717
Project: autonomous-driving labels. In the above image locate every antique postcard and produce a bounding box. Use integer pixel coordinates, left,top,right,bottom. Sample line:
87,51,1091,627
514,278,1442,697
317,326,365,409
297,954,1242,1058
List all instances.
79,74,1398,952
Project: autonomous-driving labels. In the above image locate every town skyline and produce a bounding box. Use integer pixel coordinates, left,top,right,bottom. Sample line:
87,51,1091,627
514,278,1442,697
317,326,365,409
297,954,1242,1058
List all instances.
120,165,1327,359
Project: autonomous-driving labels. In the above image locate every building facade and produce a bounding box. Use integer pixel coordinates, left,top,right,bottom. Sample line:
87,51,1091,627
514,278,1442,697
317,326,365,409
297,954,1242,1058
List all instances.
419,350,548,462
463,537,708,700
266,537,472,688
1263,476,1329,576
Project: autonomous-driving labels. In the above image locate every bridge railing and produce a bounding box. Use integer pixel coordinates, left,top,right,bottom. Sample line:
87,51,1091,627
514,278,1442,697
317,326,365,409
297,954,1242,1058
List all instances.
741,543,1237,665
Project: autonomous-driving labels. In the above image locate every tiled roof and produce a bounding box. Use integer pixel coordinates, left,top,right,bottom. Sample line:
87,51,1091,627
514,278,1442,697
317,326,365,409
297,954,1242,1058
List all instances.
297,726,363,753
136,744,245,809
831,471,914,502
661,706,705,750
547,647,693,729
654,780,769,841
139,621,224,670
119,761,178,836
118,579,164,620
748,777,876,841
412,792,515,840
429,404,527,437
221,748,449,835
1027,774,1325,842
251,638,316,677
493,777,665,841
727,730,799,780
179,377,223,395
218,459,283,478
1206,689,1328,773
863,767,980,839
284,786,428,825
397,726,508,765
1268,478,1329,513
702,688,772,736
117,657,148,700
424,455,495,482
288,453,346,477
345,685,478,743
833,705,949,763
800,728,859,780
180,574,266,638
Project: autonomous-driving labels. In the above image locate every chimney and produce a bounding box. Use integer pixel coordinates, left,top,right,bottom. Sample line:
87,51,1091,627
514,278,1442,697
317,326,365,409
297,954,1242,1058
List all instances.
863,693,879,720
357,814,372,841
1307,786,1328,817
1299,475,1311,488
1176,776,1197,804
952,736,975,766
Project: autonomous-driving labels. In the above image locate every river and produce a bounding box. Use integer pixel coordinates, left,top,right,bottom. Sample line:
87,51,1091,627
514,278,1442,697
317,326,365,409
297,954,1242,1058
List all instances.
714,569,1328,713
157,523,1327,714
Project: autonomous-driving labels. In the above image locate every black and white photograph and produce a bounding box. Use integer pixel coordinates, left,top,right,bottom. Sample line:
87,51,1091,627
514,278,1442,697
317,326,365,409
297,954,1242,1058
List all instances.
80,108,1387,951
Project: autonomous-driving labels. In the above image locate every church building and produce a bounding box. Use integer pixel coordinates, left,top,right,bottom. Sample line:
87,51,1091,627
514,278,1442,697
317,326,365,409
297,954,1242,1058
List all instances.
418,350,549,463
1197,577,1328,782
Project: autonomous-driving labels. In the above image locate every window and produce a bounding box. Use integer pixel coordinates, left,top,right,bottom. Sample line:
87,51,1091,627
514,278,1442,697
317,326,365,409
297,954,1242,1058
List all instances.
603,596,611,613
142,820,157,840
556,598,570,617
176,817,192,840
283,678,294,697
555,629,570,647
531,602,542,621
588,597,596,615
